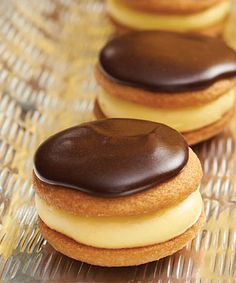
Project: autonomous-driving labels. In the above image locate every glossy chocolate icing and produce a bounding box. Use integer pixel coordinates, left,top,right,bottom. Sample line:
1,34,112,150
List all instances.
99,31,236,92
34,119,188,197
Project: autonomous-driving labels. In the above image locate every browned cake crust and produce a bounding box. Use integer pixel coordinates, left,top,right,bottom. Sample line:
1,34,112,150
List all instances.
109,14,228,37
95,66,236,108
94,99,235,145
38,211,204,267
119,0,225,15
33,148,202,217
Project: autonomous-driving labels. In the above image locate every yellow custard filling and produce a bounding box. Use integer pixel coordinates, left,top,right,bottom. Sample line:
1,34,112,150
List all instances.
107,0,230,31
97,89,235,133
35,191,202,249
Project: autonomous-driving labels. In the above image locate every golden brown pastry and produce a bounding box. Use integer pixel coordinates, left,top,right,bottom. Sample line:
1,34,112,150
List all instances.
95,31,236,145
107,0,231,36
33,118,204,266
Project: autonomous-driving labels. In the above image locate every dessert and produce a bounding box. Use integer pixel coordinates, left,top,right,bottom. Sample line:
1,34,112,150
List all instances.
107,0,231,36
33,118,204,267
95,31,236,145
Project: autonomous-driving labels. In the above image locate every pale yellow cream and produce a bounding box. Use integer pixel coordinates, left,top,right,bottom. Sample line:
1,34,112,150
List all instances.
35,191,202,249
107,0,230,31
98,90,235,133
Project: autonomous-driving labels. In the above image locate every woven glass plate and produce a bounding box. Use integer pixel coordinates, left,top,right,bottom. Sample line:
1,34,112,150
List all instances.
0,0,236,282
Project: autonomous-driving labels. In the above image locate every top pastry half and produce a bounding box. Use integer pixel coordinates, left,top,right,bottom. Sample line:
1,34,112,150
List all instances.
95,31,236,145
33,118,202,218
107,0,231,36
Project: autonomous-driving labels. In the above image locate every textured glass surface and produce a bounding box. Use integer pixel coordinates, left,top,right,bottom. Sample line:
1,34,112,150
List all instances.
0,0,236,282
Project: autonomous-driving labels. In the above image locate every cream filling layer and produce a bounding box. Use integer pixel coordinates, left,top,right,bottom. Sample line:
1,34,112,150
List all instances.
35,191,202,249
107,0,230,31
98,89,235,133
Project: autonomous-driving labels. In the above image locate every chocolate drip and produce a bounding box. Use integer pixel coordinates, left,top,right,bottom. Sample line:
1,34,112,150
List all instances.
99,31,236,92
34,119,188,197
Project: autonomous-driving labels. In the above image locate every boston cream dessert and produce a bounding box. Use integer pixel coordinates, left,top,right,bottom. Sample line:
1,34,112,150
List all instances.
95,31,236,145
33,119,204,267
107,0,231,36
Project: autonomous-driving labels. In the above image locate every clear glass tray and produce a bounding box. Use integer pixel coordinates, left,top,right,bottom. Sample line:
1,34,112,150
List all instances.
0,0,236,282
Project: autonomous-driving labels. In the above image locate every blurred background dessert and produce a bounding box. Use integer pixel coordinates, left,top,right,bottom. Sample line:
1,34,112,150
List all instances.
107,0,232,36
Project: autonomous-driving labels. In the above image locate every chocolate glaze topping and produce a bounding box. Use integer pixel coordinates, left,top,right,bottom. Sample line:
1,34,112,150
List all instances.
34,119,188,197
99,31,236,92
